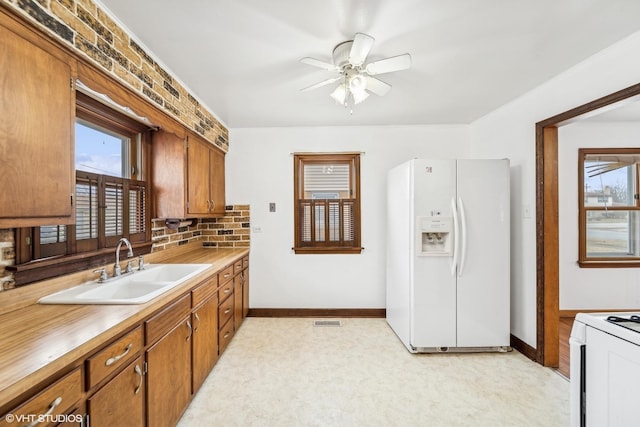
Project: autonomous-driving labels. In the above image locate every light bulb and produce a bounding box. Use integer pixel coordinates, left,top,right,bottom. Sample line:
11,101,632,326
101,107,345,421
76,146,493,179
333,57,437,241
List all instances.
330,83,347,105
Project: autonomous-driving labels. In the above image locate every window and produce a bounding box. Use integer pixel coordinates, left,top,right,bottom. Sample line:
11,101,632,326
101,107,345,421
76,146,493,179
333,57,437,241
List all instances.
16,91,151,279
293,153,361,254
579,148,640,266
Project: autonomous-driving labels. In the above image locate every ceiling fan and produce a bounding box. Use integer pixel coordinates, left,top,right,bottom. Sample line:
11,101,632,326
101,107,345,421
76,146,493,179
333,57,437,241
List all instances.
300,33,411,112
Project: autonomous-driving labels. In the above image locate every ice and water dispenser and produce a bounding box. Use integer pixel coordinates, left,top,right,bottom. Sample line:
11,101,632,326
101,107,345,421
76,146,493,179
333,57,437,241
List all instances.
417,214,453,256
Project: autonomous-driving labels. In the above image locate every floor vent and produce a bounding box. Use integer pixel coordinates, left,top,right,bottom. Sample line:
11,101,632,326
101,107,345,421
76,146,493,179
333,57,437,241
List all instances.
313,320,342,327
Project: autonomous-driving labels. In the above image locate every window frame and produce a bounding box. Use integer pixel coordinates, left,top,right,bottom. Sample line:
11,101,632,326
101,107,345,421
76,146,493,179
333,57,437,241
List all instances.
293,152,362,254
578,147,640,267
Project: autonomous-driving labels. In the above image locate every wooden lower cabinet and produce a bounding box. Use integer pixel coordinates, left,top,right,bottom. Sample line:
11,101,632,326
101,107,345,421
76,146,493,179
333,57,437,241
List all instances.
2,254,249,427
192,294,218,393
146,315,192,427
0,368,82,427
87,357,144,427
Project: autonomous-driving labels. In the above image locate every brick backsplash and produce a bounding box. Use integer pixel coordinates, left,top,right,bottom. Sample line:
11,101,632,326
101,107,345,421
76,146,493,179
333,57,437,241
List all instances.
0,229,15,290
3,0,228,152
152,204,251,252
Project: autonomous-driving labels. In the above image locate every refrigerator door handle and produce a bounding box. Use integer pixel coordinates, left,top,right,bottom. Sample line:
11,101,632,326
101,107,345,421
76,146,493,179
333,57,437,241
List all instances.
451,197,459,276
457,197,468,277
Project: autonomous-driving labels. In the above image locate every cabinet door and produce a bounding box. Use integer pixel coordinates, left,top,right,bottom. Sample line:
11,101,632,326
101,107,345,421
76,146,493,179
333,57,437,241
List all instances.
0,21,74,226
146,320,192,427
187,136,211,216
242,268,249,318
209,148,226,215
192,295,218,393
87,357,144,427
234,274,243,330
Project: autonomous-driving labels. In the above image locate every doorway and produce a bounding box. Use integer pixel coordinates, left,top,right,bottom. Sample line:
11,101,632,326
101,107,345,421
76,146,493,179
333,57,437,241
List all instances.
536,82,640,366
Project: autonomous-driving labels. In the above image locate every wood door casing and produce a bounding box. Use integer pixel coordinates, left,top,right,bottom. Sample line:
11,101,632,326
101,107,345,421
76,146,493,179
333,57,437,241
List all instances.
535,82,640,366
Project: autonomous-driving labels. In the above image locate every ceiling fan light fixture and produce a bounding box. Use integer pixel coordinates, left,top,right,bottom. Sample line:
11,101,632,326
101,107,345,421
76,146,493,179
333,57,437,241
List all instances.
351,88,369,105
301,32,411,112
330,83,347,105
348,73,367,92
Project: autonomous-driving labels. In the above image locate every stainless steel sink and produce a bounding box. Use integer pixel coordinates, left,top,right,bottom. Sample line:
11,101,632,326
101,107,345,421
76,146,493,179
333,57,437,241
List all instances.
38,263,211,305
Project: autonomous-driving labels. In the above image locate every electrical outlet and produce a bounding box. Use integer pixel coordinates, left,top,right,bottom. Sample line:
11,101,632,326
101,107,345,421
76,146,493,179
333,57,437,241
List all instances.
523,204,532,219
252,226,262,233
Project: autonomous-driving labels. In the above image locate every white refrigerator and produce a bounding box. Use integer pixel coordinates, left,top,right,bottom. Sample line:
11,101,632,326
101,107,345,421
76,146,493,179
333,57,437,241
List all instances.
386,158,510,353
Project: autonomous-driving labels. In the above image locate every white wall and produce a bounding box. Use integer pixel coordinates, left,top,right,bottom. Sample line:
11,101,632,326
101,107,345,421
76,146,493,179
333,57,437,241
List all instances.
470,30,640,347
559,122,640,309
226,125,469,309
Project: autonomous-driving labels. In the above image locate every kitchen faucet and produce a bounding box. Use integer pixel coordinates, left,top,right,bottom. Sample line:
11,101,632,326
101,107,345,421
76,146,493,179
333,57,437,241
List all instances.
113,237,134,277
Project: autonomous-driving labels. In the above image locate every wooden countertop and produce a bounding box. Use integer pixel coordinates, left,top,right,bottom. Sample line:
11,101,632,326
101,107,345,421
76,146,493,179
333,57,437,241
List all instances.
0,244,249,411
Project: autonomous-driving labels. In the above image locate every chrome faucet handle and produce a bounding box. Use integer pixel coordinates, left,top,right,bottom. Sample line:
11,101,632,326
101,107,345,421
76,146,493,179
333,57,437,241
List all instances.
138,255,145,271
93,268,108,283
113,263,122,277
125,260,135,274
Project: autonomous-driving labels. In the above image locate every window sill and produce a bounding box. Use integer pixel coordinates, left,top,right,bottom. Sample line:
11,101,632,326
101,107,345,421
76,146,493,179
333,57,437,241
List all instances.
8,242,152,286
293,247,363,255
578,259,640,268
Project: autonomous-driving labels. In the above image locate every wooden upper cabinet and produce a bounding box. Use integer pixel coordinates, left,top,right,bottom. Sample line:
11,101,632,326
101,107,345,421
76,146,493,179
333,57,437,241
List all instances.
0,15,75,227
152,130,225,219
187,135,225,216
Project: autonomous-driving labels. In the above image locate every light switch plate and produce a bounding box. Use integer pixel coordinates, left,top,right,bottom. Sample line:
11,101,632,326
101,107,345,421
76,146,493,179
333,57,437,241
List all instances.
269,202,276,212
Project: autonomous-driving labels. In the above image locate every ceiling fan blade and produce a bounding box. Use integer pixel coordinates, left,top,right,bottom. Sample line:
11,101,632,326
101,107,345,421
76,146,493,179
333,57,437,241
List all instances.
364,76,391,96
300,76,342,92
365,53,412,75
300,57,339,72
349,33,375,66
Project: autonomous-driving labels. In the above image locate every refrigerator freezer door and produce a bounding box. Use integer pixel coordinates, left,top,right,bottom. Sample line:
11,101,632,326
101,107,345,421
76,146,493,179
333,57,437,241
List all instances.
411,159,457,348
455,159,510,347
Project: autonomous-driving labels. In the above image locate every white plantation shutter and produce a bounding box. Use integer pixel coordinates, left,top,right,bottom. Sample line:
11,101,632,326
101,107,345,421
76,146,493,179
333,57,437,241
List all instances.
303,164,350,194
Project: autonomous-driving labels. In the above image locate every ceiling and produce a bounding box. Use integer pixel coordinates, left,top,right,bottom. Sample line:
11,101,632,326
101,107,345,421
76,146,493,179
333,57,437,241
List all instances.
96,0,640,128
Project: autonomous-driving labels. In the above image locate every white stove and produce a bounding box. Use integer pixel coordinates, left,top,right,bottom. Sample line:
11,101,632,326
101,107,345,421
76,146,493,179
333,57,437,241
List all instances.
570,312,640,427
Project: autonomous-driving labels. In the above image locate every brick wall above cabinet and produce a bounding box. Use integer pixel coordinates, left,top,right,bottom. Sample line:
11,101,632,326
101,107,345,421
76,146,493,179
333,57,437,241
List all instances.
3,0,228,152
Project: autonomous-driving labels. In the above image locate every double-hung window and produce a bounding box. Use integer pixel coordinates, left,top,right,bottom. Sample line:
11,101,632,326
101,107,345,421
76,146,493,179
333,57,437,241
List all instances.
293,153,362,254
579,148,640,266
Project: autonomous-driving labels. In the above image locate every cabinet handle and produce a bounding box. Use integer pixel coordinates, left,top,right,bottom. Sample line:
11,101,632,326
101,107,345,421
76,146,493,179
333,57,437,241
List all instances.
211,200,216,212
186,320,192,341
105,343,132,366
223,287,231,293
223,332,231,339
206,200,211,210
194,312,201,332
134,364,143,395
24,396,62,427
224,308,231,314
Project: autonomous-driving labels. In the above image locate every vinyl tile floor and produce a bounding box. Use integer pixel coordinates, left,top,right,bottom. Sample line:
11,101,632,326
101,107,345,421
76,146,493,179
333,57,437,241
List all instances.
178,318,569,427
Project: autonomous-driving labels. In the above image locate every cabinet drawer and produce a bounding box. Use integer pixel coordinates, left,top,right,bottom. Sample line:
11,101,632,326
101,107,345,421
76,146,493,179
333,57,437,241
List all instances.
145,294,191,345
218,279,234,303
1,368,82,427
218,294,234,328
218,318,234,355
86,327,143,389
233,259,243,274
242,256,249,269
219,265,233,285
192,276,217,308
